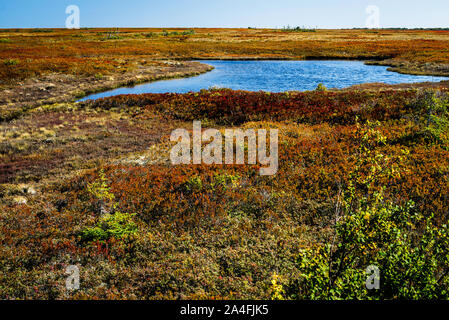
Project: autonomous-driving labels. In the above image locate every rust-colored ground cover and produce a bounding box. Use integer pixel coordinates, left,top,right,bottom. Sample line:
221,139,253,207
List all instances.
1,88,449,299
1,28,449,300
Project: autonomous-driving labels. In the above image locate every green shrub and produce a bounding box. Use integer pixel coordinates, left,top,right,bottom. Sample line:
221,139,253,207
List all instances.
412,90,449,146
80,170,137,242
184,175,203,192
270,273,286,300
87,169,115,203
315,83,327,91
145,32,157,38
212,173,240,189
80,211,138,242
291,197,449,299
182,29,195,36
285,121,449,299
3,59,19,66
106,35,122,40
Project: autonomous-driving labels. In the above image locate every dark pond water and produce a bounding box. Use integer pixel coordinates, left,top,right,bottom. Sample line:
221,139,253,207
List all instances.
80,60,448,101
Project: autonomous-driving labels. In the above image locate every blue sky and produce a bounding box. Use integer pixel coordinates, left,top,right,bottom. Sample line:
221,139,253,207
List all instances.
0,0,448,29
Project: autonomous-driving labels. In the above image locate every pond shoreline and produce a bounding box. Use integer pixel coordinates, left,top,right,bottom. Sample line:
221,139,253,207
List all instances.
0,61,213,122
2,57,449,120
79,60,449,101
187,56,449,77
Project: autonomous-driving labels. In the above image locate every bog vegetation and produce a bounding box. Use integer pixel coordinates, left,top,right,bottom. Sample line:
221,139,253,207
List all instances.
1,26,449,300
1,86,448,299
1,28,449,85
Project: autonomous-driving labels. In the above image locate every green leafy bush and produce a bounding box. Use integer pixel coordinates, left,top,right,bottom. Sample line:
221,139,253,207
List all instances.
315,83,327,92
212,173,240,190
285,121,449,299
80,170,137,242
3,59,19,66
183,175,204,193
87,169,115,203
412,90,449,146
80,211,137,242
145,32,157,38
182,29,195,36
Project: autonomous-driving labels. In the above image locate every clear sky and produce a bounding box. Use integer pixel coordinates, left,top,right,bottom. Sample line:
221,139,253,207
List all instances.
0,0,448,29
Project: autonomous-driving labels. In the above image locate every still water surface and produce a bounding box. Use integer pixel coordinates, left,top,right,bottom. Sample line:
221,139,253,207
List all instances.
80,60,448,100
